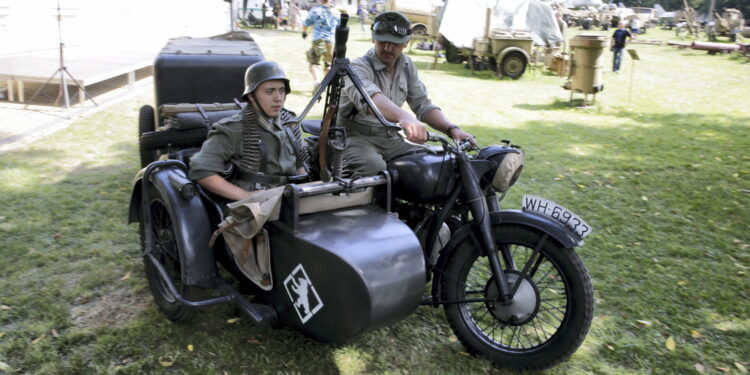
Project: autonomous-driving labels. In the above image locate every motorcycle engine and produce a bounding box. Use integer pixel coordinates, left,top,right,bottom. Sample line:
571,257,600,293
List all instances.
476,144,524,193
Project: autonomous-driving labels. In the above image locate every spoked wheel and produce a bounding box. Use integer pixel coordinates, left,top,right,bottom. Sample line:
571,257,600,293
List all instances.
141,191,196,321
441,224,593,371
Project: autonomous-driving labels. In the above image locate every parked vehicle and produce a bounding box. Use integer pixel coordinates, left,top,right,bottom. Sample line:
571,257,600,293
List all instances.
464,29,534,80
707,8,745,41
128,15,594,371
385,0,442,37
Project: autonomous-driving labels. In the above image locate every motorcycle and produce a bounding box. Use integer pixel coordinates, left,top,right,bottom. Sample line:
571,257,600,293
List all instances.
127,14,593,371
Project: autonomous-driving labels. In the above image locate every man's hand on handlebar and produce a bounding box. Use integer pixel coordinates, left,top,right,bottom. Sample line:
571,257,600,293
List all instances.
451,128,477,147
399,120,429,144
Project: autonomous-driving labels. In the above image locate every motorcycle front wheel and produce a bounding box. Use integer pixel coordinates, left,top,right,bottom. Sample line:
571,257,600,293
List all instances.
441,224,593,371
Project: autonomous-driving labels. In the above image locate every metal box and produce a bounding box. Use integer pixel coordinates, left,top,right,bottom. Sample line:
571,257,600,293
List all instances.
153,31,264,116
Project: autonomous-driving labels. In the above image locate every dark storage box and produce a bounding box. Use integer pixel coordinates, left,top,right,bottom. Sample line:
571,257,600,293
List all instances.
154,31,264,119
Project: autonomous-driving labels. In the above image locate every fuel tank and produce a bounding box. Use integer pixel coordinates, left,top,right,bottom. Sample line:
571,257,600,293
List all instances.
268,205,425,342
387,152,456,204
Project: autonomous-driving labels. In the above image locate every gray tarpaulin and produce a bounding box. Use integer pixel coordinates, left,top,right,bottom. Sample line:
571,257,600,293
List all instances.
439,0,563,48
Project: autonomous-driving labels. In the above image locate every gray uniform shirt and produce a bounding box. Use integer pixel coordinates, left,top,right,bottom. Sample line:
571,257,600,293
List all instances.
337,48,439,131
189,113,298,192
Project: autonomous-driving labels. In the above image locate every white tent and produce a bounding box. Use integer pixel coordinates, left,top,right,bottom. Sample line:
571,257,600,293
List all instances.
439,0,563,48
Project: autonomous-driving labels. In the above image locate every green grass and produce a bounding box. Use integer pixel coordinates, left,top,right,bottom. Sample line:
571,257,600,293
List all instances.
0,24,748,374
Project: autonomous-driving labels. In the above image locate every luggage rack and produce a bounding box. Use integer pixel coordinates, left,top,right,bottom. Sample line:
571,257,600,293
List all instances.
278,172,393,231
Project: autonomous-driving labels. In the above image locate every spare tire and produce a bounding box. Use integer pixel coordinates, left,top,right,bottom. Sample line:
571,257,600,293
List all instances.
139,105,156,168
140,127,209,153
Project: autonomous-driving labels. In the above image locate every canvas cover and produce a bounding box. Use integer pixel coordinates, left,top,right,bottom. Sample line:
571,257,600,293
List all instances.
439,0,563,48
209,187,285,291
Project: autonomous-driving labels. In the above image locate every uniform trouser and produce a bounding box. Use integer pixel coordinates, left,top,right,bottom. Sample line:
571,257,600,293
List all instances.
343,132,429,177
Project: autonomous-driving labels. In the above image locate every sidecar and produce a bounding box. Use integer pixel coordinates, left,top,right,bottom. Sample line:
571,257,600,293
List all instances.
128,142,426,342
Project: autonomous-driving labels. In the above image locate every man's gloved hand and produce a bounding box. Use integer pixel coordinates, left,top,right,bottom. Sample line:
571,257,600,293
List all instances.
302,32,308,39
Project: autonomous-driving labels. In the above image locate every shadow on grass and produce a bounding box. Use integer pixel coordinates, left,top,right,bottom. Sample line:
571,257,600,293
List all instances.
412,60,506,82
0,140,346,373
512,99,575,111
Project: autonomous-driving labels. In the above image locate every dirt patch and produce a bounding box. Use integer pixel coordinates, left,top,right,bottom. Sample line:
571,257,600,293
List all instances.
70,288,151,329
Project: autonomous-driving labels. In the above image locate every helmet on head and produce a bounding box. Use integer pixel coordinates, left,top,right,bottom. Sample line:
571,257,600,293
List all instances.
242,61,291,101
371,11,412,44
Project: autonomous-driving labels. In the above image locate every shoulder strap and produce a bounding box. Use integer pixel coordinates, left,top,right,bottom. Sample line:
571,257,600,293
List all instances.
280,109,311,174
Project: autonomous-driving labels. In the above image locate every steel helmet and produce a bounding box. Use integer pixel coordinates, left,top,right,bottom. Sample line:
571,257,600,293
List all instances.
242,61,291,100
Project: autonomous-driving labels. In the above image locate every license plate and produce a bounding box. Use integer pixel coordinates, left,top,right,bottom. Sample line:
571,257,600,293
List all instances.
522,195,593,239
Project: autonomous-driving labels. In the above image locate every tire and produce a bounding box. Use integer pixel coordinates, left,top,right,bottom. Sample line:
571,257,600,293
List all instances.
140,127,209,152
141,187,197,321
412,24,427,35
138,105,156,168
441,224,593,371
499,52,526,80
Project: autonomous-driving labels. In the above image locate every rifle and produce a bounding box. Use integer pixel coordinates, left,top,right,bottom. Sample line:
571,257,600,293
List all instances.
289,13,400,181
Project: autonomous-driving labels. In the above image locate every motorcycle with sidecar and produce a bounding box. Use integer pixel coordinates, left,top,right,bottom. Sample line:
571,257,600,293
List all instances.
128,14,594,371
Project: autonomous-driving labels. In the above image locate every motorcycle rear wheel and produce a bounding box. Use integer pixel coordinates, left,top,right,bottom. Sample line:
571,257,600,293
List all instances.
141,189,197,322
441,224,593,371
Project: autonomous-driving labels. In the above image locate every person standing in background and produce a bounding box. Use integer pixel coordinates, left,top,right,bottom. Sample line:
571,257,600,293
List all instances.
302,0,340,91
287,1,299,32
611,21,633,73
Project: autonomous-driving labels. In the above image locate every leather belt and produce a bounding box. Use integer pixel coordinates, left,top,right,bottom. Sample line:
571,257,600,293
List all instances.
347,121,396,137
235,169,288,186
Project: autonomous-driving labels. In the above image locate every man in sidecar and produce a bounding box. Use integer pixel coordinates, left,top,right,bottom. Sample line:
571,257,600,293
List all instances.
337,11,476,177
189,61,309,202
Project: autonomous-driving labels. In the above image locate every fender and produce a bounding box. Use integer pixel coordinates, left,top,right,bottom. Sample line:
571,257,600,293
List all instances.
127,168,146,224
497,47,530,65
429,209,583,303
130,160,217,287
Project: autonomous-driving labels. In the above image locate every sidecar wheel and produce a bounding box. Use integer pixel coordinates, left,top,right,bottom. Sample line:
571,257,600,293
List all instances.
441,224,593,371
141,191,197,322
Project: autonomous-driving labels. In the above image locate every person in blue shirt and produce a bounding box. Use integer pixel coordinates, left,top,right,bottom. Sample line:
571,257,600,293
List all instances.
611,21,633,73
302,0,340,90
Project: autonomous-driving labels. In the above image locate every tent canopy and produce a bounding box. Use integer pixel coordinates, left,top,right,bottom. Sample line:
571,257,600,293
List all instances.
439,0,563,48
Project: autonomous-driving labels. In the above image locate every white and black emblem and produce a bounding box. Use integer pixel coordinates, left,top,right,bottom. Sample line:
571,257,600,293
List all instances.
283,264,323,324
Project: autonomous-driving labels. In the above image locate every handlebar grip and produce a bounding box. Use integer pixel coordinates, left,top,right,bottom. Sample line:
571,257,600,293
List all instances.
427,132,443,143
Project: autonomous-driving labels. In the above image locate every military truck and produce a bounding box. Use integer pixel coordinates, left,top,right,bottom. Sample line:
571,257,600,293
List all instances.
707,8,745,41
628,7,658,33
386,0,441,37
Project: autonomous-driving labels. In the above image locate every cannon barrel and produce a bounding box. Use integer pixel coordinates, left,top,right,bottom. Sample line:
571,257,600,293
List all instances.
690,41,740,52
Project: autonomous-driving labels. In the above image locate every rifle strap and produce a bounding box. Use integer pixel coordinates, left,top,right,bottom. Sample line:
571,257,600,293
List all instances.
318,104,336,171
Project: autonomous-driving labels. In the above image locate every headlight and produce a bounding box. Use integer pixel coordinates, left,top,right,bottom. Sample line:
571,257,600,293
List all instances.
490,151,524,192
476,145,524,193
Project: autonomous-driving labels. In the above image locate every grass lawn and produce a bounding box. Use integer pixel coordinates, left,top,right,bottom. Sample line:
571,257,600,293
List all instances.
0,22,748,374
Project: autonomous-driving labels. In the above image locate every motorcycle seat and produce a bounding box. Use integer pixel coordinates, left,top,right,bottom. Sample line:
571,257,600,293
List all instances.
301,119,322,136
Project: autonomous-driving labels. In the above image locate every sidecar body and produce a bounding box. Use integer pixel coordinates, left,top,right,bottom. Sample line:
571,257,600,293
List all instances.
129,157,425,342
